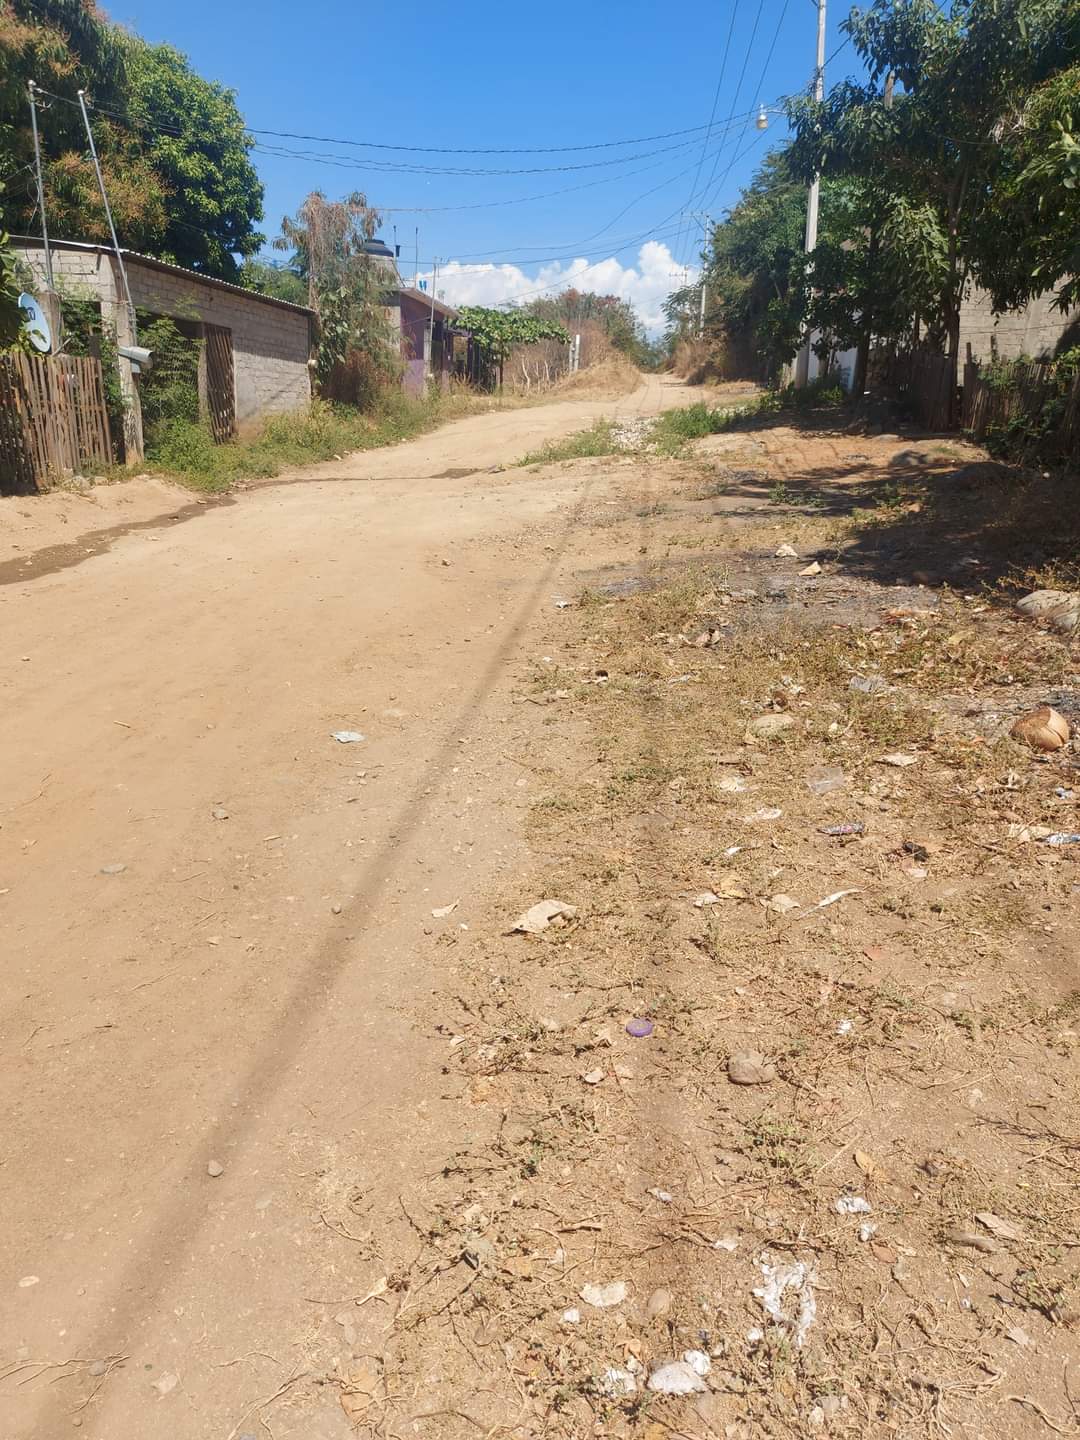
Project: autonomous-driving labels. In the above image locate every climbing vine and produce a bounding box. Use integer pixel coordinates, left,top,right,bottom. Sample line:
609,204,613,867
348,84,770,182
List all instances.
455,306,570,361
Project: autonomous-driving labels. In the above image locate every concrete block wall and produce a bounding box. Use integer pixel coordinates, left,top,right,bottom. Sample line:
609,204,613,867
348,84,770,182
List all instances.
959,285,1080,364
124,267,312,423
14,242,312,428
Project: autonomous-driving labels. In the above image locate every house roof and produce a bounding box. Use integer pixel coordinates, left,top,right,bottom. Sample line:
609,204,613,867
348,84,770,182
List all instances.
396,286,458,321
12,237,315,317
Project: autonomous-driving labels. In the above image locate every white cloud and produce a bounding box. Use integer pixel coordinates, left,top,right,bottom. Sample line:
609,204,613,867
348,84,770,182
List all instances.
415,242,697,336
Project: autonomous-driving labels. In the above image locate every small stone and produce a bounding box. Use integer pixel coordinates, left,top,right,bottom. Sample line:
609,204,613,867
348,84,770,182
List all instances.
207,1160,224,1178
211,807,229,821
99,863,126,875
88,1360,108,1377
727,1050,777,1085
647,1287,673,1319
331,903,342,915
747,713,795,741
18,1275,39,1288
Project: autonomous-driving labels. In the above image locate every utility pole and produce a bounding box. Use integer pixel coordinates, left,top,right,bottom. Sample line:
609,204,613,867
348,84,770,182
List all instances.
27,82,55,294
793,0,827,389
683,211,712,337
428,258,439,374
77,89,136,339
414,226,419,289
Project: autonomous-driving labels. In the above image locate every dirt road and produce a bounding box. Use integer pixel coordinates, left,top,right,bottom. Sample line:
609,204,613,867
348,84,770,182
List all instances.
5,378,1076,1440
0,374,719,1438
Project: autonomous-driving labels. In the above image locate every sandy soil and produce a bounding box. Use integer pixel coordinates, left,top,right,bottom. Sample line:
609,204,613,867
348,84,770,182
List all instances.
0,374,733,1438
3,380,1076,1440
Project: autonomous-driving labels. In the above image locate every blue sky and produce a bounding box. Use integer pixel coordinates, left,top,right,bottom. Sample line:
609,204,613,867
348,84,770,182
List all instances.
117,0,863,331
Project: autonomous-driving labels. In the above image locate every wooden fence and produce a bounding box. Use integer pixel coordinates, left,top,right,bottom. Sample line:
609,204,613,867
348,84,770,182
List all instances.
961,358,1080,456
0,351,112,494
872,346,956,430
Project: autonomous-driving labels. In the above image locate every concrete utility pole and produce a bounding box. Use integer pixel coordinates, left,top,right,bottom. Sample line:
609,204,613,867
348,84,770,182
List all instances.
77,89,137,340
794,0,827,388
683,212,712,337
427,259,439,373
27,82,55,294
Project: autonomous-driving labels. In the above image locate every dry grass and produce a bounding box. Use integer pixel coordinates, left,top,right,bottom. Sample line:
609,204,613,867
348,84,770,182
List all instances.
319,415,1080,1440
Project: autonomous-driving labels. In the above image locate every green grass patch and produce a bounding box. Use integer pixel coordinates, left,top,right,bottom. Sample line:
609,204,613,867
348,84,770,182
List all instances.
144,391,475,494
518,418,618,466
652,379,846,457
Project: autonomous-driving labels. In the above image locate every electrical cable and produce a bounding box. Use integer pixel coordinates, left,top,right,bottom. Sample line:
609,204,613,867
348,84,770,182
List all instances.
33,85,765,158
698,0,791,226
249,136,704,178
671,0,741,266
682,0,766,265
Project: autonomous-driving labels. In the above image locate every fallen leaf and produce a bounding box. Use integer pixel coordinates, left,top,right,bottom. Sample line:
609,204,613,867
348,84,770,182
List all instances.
975,1211,1024,1242
799,561,823,577
356,1275,388,1306
765,893,801,915
814,888,860,910
880,752,918,768
870,1240,898,1265
431,901,459,919
1004,1324,1031,1348
854,1149,878,1177
945,1227,997,1254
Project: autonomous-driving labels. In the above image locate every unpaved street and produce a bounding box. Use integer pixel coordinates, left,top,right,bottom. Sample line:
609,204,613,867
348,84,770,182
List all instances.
3,379,1078,1440
0,375,713,1438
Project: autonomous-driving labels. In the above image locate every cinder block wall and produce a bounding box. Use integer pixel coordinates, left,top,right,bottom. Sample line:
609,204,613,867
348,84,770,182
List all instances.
125,267,312,422
15,243,313,424
960,285,1080,364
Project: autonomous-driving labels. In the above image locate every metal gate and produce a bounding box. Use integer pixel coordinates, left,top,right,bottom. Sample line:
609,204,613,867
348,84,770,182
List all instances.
203,325,236,442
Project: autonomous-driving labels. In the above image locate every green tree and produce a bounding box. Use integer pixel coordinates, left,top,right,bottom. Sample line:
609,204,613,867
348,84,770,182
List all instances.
238,257,308,306
454,305,570,370
805,180,946,391
0,1,263,279
274,191,397,399
667,150,810,378
787,0,1080,384
117,38,264,277
525,289,646,362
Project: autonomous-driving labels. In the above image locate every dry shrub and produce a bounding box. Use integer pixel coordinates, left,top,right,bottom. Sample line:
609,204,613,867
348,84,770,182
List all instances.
554,351,641,397
671,333,762,384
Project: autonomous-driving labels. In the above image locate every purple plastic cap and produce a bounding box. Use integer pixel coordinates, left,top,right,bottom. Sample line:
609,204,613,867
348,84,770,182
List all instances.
626,1018,654,1038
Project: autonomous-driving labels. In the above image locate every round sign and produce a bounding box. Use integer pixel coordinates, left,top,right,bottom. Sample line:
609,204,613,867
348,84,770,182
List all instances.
18,292,52,354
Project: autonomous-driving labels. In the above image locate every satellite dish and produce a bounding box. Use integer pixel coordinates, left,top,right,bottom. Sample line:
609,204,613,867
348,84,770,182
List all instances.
18,292,52,354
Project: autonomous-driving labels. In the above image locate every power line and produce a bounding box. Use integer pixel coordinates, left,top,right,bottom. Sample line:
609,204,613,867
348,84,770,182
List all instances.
672,0,741,267
680,0,767,267
250,118,752,155
249,136,702,178
34,85,766,159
